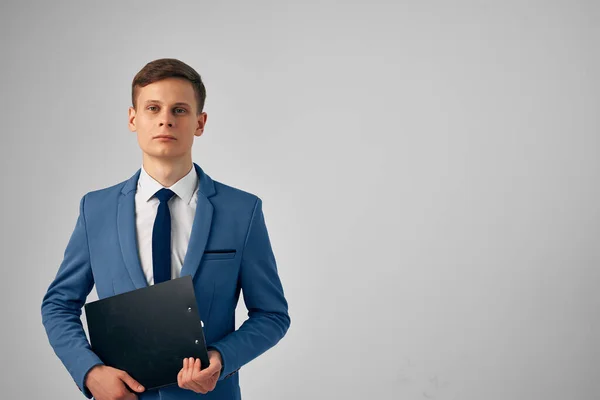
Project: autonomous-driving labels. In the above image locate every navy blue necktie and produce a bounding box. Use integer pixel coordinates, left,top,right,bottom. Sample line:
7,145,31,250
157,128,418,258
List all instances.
152,188,176,285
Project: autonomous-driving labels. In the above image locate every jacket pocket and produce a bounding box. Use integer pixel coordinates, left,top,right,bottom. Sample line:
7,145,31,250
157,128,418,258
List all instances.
202,249,237,261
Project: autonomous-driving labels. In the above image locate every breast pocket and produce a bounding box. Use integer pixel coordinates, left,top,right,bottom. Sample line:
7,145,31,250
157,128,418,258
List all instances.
202,249,237,261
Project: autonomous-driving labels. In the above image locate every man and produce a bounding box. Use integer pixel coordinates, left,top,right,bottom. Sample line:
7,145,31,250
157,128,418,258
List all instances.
41,58,291,400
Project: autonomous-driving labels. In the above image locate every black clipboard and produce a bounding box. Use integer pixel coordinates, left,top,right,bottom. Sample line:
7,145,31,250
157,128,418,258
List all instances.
84,275,210,391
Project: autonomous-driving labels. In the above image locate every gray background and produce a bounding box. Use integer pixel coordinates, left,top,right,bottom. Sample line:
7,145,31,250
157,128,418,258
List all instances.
1,0,599,399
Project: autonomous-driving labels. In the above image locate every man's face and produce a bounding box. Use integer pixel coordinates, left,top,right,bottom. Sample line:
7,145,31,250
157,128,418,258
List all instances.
128,77,207,160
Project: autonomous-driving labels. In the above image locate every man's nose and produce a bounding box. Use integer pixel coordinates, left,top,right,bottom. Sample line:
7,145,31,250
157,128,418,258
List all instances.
158,110,174,127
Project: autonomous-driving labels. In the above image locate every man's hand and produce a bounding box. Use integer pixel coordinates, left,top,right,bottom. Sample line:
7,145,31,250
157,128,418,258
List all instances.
84,365,145,400
177,350,223,394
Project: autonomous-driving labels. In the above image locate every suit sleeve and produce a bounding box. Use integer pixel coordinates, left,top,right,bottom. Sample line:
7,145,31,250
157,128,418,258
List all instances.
40,194,104,398
207,197,291,380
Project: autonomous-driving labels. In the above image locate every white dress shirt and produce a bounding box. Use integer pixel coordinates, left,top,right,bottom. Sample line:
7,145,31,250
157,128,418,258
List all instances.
134,163,199,286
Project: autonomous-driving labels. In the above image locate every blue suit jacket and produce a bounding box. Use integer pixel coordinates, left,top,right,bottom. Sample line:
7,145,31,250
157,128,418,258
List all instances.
41,163,291,400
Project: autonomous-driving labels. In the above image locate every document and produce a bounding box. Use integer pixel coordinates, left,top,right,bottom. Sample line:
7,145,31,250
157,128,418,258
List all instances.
84,275,210,391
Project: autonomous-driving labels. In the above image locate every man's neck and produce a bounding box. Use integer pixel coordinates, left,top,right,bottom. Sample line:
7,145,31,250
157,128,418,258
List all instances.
142,155,193,188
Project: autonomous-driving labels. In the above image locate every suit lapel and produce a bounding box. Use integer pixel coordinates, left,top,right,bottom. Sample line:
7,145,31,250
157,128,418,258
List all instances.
117,162,216,290
180,163,215,281
117,168,148,290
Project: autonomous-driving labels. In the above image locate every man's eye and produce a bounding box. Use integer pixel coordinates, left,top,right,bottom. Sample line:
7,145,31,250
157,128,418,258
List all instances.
175,108,186,114
148,106,158,111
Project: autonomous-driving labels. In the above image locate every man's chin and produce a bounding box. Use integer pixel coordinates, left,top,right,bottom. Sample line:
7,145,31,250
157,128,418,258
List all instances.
141,149,186,160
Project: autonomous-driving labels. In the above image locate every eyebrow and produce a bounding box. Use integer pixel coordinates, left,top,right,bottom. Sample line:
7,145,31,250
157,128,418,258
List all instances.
144,100,192,108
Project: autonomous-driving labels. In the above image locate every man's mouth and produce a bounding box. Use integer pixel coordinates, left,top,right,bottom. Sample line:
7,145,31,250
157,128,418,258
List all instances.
154,135,176,140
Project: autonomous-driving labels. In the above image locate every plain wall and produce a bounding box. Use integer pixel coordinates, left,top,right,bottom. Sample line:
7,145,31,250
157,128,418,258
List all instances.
1,0,599,399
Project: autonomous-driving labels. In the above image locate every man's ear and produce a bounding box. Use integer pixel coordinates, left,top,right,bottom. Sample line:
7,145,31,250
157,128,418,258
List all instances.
195,112,207,137
128,106,137,132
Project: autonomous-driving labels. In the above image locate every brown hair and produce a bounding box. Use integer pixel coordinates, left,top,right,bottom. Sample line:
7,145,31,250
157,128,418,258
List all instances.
131,58,206,114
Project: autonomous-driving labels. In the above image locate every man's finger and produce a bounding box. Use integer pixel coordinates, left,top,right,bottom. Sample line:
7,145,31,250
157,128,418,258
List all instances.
190,358,208,392
177,367,184,389
191,358,205,380
119,371,145,393
181,358,192,389
183,358,193,382
181,358,203,393
197,357,219,376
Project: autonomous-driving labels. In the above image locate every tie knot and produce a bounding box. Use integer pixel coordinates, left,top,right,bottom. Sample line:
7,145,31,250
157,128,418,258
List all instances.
154,188,176,203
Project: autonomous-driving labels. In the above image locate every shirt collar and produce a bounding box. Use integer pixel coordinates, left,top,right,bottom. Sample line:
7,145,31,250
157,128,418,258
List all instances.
137,163,198,205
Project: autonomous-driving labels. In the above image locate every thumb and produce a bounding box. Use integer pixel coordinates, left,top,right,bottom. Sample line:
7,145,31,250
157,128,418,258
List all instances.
119,371,145,393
